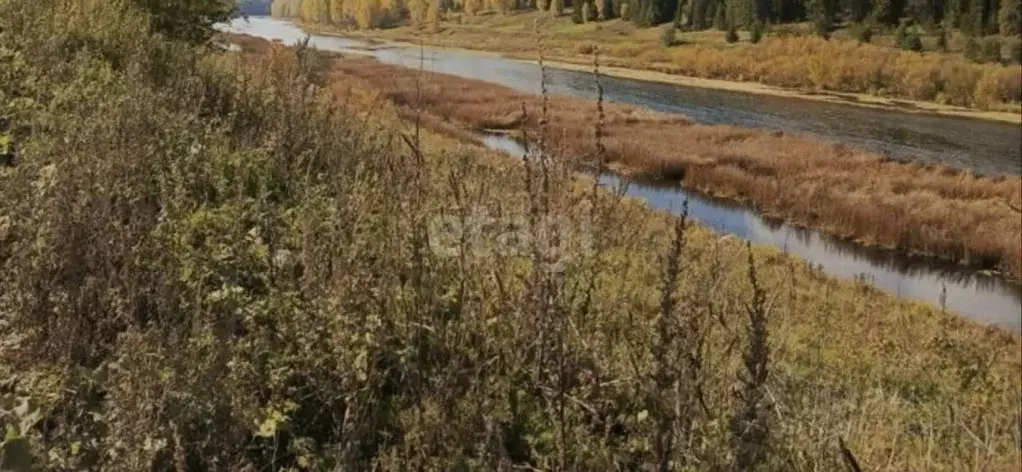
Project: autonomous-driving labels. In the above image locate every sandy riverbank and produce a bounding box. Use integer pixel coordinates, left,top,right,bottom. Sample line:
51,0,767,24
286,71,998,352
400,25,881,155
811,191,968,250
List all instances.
317,25,1022,125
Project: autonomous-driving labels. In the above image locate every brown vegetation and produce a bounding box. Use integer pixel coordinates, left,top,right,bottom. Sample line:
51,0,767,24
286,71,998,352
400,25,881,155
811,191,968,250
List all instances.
301,10,1022,113
3,3,1021,469
230,32,1022,279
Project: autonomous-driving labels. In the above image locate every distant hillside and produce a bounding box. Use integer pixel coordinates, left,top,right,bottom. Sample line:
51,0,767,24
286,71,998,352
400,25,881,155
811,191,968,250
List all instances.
238,0,270,15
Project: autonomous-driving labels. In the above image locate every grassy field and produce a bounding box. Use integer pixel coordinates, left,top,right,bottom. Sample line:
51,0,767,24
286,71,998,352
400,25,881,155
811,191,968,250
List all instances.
2,1,1021,469
307,9,1022,117
231,32,1022,280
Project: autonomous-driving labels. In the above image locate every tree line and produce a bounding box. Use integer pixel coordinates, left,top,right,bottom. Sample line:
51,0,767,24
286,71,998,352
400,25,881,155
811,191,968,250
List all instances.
271,0,1021,36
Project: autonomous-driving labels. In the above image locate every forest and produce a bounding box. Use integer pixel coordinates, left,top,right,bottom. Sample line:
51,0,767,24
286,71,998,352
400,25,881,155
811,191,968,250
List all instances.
268,0,1022,111
269,0,1021,39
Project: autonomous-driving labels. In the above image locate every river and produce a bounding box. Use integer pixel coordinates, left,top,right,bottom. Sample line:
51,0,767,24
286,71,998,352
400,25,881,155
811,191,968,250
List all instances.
221,17,1022,330
224,16,1021,175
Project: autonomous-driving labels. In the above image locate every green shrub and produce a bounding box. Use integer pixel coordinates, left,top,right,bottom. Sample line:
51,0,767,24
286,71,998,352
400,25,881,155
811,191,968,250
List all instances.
895,21,909,44
750,20,764,43
981,37,1002,63
964,36,982,62
902,29,924,51
660,23,676,46
894,21,923,51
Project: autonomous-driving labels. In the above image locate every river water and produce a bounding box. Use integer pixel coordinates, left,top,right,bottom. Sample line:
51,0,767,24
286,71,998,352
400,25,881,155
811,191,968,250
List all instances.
224,16,1022,175
222,17,1022,330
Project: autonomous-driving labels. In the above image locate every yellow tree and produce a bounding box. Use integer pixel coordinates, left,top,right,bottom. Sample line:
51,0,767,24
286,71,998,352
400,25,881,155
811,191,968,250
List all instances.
329,0,347,24
425,0,440,31
408,0,428,24
299,0,314,21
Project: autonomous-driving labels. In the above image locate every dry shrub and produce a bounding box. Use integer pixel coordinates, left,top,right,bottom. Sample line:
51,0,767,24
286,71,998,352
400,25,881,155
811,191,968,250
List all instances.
289,41,1022,278
2,5,1021,470
575,40,596,54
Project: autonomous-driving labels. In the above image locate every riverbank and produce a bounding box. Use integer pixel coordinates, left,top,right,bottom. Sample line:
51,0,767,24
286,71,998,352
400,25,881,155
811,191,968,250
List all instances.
5,2,1021,467
221,37,1022,470
5,3,1019,469
290,12,1022,124
227,32,1022,281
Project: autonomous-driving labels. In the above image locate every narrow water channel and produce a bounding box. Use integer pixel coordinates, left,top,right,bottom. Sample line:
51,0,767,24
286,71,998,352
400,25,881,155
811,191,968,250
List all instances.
220,17,1022,330
480,134,1022,330
224,16,1022,175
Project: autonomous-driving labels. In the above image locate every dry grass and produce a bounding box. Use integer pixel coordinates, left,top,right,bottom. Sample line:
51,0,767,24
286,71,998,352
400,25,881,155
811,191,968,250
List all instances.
4,4,1021,469
229,32,1022,279
323,11,1022,113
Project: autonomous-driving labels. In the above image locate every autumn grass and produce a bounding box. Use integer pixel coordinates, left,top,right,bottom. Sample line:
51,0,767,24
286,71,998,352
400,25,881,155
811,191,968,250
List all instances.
312,10,1022,117
235,36,1022,470
229,32,1022,280
3,2,1022,469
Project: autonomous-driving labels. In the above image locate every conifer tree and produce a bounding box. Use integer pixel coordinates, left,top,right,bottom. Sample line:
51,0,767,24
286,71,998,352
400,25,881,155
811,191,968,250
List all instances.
134,0,236,44
750,19,764,42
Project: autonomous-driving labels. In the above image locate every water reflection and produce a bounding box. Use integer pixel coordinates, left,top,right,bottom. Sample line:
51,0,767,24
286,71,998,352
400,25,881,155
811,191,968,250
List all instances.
223,17,1022,175
480,133,1022,331
221,18,1022,329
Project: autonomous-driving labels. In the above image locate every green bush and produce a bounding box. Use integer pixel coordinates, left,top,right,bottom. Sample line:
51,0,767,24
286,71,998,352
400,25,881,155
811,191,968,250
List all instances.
981,37,1002,63
894,21,923,51
660,23,676,46
964,36,983,62
750,20,764,43
902,29,924,51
